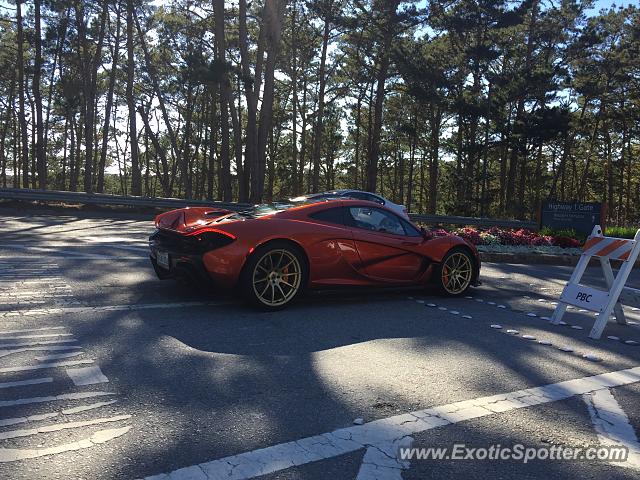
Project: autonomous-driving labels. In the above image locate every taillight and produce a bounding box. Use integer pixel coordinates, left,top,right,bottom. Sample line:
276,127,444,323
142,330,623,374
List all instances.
189,229,236,253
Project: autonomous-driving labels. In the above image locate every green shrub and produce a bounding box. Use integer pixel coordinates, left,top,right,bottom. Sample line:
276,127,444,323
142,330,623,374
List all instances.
605,226,639,239
539,227,587,243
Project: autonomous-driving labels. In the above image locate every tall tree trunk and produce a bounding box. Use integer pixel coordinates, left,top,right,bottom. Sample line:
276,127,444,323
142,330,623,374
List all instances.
506,0,539,216
27,90,36,188
214,0,232,201
354,90,364,190
229,80,245,201
290,0,299,195
44,11,69,165
98,7,122,193
428,107,441,214
311,5,331,192
16,1,29,189
253,0,285,203
207,88,218,200
298,76,308,194
239,0,263,201
33,0,45,189
134,11,182,187
12,112,19,187
69,115,78,191
138,106,170,196
127,0,141,195
75,3,90,192
0,66,15,188
366,0,399,193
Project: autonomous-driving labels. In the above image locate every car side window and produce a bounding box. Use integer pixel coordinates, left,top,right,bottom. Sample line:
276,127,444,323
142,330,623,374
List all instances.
310,207,346,226
400,218,422,238
347,207,405,235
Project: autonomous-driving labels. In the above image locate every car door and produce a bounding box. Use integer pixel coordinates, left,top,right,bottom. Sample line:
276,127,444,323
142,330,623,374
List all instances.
345,206,425,282
305,205,369,284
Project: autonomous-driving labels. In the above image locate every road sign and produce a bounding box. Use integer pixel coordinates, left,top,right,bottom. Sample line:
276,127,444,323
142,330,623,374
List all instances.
540,201,604,235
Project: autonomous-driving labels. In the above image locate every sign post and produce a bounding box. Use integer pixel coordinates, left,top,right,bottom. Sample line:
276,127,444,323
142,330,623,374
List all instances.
550,225,640,339
540,201,604,236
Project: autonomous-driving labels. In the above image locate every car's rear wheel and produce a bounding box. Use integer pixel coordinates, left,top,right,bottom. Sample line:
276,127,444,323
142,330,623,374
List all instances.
436,248,474,296
242,242,307,310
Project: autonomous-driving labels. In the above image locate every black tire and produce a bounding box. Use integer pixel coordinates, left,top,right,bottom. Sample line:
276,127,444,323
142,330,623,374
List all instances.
241,241,308,310
435,247,475,296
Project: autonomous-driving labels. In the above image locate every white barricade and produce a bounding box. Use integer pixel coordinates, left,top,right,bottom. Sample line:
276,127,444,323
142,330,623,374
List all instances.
550,225,640,339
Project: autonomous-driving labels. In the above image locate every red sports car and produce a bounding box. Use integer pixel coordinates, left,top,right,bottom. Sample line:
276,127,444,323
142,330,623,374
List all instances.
149,199,480,310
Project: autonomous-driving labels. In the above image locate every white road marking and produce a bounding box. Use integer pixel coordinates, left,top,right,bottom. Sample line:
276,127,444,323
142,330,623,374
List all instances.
66,366,109,386
0,333,74,340
1,274,61,279
0,326,66,334
0,391,115,408
0,412,59,427
0,278,64,284
0,377,53,389
0,414,131,441
0,244,142,260
1,301,231,317
0,359,93,374
0,339,78,348
585,389,640,469
35,351,83,361
0,402,118,427
0,255,142,261
0,426,132,462
146,366,640,480
0,345,82,358
0,291,73,298
356,437,413,480
62,400,117,415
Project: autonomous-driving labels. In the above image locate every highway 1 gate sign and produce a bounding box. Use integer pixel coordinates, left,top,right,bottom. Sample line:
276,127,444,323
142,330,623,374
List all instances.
540,201,604,235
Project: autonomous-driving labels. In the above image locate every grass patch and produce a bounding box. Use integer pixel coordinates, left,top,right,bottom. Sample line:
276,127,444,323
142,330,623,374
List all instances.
605,226,639,239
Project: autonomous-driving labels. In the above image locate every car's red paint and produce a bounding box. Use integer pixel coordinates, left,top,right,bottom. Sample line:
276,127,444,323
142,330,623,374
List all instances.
155,207,233,233
150,199,480,291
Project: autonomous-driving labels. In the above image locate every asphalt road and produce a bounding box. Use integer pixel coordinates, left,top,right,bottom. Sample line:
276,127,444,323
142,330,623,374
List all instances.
0,206,639,480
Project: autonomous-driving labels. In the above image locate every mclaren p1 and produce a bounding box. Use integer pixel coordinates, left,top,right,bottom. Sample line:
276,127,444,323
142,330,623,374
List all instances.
149,199,481,310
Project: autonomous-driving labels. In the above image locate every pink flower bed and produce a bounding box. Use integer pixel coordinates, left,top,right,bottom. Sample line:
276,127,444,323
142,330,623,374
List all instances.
428,226,581,249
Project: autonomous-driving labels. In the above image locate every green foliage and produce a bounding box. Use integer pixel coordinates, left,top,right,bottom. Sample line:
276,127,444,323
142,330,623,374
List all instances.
0,0,639,222
539,227,587,243
604,226,639,239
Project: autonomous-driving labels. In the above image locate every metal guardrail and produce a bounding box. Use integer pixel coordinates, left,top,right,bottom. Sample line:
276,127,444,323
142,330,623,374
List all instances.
0,187,538,230
0,187,251,212
409,213,538,230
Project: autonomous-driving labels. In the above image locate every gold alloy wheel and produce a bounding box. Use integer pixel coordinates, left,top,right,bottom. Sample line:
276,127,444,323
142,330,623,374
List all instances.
441,252,473,295
252,249,302,307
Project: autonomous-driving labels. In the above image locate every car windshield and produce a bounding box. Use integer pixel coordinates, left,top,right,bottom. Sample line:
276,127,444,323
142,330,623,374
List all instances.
229,203,292,219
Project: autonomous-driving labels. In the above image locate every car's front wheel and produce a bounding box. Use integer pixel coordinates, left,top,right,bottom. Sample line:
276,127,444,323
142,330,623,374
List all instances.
242,241,307,310
436,248,475,296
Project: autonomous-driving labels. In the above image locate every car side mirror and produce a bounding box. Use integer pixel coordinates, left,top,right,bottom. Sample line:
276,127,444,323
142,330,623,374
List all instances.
421,227,434,241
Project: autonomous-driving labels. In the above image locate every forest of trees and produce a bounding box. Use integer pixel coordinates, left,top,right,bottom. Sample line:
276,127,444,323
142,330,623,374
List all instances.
0,0,638,221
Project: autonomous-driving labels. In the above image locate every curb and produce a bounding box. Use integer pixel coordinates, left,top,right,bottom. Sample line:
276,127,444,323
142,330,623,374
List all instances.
479,252,581,266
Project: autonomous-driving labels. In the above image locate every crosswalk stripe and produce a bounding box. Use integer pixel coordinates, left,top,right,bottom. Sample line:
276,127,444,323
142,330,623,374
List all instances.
585,389,640,470
0,391,115,408
0,359,93,374
144,366,640,480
